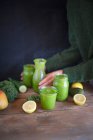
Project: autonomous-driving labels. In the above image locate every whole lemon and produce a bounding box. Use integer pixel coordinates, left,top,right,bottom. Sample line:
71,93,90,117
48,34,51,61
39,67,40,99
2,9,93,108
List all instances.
71,82,83,89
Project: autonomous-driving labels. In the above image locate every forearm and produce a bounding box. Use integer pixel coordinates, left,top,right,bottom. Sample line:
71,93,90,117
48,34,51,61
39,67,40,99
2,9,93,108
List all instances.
63,58,93,83
46,46,82,72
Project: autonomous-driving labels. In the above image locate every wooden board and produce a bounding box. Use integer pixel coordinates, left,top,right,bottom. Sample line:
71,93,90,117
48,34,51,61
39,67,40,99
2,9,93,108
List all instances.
0,84,93,140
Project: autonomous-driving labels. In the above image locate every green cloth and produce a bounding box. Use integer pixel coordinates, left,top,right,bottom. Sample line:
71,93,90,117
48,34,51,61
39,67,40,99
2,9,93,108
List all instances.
46,0,93,83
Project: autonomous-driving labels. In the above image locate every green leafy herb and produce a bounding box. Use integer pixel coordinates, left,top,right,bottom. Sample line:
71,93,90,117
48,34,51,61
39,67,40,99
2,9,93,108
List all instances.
8,78,23,91
27,95,40,102
0,78,23,102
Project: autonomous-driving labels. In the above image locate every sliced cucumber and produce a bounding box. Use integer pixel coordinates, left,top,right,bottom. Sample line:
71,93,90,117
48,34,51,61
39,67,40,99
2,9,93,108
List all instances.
19,85,27,93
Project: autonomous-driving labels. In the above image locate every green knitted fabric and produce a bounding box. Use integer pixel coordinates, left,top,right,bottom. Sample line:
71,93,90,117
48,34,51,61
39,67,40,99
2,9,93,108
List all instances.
46,0,93,83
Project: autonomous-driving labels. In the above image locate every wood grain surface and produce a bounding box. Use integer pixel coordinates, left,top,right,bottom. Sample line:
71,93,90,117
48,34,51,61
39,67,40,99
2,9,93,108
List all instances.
0,84,93,140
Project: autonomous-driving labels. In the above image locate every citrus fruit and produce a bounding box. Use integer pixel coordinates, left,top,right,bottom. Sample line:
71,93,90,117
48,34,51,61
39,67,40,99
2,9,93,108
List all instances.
22,101,37,113
0,90,8,110
70,88,84,97
73,94,86,106
71,82,83,89
19,85,27,93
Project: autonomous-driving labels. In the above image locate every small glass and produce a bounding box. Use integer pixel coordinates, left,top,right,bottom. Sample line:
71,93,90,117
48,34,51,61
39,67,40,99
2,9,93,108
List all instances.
23,64,35,87
40,86,57,110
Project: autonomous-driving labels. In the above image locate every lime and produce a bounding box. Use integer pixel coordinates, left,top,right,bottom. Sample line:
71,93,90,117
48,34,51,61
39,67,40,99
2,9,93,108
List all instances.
73,94,86,106
19,85,27,93
71,82,83,89
22,101,37,113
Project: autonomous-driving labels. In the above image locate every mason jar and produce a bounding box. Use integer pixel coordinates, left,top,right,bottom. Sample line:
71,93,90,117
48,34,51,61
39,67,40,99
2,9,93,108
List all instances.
23,64,35,87
53,74,69,101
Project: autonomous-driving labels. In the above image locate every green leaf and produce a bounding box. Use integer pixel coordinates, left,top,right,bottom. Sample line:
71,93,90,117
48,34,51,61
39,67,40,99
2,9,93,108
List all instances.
27,95,40,102
0,78,23,102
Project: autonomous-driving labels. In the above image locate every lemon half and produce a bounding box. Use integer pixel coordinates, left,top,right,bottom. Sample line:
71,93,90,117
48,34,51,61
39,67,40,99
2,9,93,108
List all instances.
73,94,86,106
22,101,37,113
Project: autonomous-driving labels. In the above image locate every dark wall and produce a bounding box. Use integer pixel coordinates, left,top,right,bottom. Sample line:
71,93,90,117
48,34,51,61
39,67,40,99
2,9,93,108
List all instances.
0,0,69,80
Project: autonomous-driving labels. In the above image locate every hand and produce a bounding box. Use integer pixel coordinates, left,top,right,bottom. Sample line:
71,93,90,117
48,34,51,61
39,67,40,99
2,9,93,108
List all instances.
20,72,23,80
39,70,63,88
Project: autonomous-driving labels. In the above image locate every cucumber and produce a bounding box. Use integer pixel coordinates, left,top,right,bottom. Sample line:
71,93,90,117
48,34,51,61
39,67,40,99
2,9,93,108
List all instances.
19,85,27,93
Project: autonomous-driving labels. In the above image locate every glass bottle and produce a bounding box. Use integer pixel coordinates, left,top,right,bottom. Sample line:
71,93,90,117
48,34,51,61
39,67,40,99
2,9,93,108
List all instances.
53,74,69,101
23,64,35,87
33,58,46,93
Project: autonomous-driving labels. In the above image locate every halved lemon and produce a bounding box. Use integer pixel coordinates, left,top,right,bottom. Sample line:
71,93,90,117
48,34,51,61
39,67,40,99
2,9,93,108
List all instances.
71,82,83,89
73,94,86,106
22,101,37,113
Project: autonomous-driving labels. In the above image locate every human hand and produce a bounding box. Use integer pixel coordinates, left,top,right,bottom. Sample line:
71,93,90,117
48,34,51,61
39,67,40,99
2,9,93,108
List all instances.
39,70,63,88
20,72,23,80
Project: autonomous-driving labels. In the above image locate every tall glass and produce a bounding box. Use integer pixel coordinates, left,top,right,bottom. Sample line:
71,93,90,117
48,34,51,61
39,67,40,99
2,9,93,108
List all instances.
23,64,35,87
32,58,46,93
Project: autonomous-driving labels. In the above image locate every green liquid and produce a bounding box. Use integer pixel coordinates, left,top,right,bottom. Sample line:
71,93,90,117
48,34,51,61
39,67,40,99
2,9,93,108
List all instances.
23,64,35,87
40,87,57,110
33,58,46,93
53,74,69,101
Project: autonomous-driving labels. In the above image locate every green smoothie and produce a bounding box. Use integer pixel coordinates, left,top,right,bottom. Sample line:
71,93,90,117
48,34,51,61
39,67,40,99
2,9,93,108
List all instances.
53,74,69,101
33,58,46,93
23,64,35,87
40,86,57,110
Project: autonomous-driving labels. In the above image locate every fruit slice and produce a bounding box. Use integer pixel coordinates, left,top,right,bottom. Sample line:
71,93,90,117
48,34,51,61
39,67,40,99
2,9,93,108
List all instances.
22,101,37,113
71,82,83,89
19,85,27,93
73,94,86,106
0,90,8,110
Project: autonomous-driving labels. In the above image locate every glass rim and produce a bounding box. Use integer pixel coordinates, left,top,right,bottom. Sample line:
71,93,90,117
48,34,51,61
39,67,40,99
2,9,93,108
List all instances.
34,58,46,63
40,92,57,96
54,74,68,80
39,86,57,95
24,64,35,70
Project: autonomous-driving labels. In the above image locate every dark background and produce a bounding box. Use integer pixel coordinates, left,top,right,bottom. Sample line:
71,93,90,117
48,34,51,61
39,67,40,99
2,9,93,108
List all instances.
0,0,69,80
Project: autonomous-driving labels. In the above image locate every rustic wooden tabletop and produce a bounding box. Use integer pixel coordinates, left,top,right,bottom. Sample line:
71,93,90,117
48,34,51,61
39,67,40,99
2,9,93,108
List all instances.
0,84,93,140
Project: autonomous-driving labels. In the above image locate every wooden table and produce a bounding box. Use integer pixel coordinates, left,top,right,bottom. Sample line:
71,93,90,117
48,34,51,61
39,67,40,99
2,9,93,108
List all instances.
0,84,93,140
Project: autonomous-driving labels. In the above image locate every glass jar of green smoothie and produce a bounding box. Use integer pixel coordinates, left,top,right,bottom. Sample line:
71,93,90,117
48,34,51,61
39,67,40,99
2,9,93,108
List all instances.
53,74,69,101
40,86,57,110
23,64,35,87
32,58,46,93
